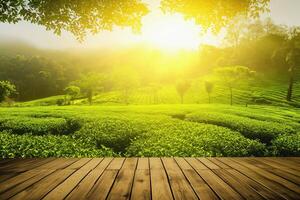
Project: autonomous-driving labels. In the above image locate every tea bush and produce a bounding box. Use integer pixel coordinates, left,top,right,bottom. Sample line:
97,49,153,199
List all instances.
0,105,298,157
0,131,115,158
186,112,295,143
126,121,266,157
0,116,81,135
271,132,300,156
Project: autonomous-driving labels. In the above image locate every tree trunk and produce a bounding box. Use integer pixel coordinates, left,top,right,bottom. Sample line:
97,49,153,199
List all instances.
88,90,93,105
287,67,294,102
230,87,233,106
181,95,183,104
208,94,211,104
287,76,294,101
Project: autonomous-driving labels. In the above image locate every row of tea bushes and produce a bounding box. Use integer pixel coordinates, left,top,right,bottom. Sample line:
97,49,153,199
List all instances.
186,112,296,144
271,132,300,156
0,116,81,135
0,131,115,158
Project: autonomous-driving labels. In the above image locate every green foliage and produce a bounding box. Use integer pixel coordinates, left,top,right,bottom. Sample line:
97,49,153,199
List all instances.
126,120,266,157
73,73,106,105
0,105,298,158
0,0,148,40
0,116,81,135
271,132,300,156
64,86,80,99
176,80,191,104
161,0,270,33
186,112,295,144
0,80,16,102
74,116,147,153
204,81,214,103
0,131,115,158
214,66,256,105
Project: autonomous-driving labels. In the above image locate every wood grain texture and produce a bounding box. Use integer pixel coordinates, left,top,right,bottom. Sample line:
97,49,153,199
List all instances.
0,157,298,200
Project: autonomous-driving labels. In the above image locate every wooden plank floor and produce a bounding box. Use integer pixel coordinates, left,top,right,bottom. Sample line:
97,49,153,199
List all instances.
0,158,299,200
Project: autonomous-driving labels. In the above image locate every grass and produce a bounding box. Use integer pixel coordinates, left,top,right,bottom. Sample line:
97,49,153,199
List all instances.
0,104,299,158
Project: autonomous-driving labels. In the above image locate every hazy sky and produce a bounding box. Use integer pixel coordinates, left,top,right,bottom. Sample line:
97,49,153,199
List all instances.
0,0,299,50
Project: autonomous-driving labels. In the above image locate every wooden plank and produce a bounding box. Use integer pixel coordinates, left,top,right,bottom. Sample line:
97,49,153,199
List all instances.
1,158,56,173
184,158,207,170
197,158,220,169
131,170,151,200
136,158,149,170
213,169,265,200
0,159,15,165
0,169,56,199
150,158,173,200
37,158,79,170
131,158,151,200
234,158,300,195
9,169,75,200
0,158,31,169
66,158,113,200
242,158,300,184
85,158,126,200
254,158,300,177
0,158,38,171
186,158,243,200
4,159,87,200
0,158,78,194
43,158,101,200
87,170,119,200
275,157,300,165
207,157,231,169
107,157,125,170
66,158,91,170
218,158,299,199
264,168,300,185
107,158,138,200
0,158,299,200
86,158,125,200
175,158,218,200
264,158,300,172
0,173,19,183
162,157,198,200
224,168,283,200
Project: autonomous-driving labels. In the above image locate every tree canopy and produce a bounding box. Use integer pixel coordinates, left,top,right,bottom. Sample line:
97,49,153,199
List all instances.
161,0,270,32
0,0,148,40
0,0,270,39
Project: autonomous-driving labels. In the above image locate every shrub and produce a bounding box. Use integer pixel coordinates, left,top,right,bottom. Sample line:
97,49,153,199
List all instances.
186,112,295,144
74,116,148,153
126,120,266,157
56,99,65,106
0,116,81,135
0,131,115,158
271,132,300,156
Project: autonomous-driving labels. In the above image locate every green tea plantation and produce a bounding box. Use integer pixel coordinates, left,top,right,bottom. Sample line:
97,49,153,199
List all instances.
0,104,299,158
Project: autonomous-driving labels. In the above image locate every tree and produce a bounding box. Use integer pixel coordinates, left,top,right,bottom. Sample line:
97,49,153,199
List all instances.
176,80,191,104
113,68,139,105
204,81,214,104
161,0,270,33
215,66,255,105
285,31,300,101
64,86,80,104
1,0,268,40
0,0,148,40
272,27,300,101
0,80,16,103
74,73,106,105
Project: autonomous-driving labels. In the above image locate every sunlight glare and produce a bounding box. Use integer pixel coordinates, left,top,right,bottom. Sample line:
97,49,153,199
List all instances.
141,13,202,51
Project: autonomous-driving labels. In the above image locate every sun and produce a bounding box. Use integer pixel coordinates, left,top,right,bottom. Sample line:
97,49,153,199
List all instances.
141,13,202,51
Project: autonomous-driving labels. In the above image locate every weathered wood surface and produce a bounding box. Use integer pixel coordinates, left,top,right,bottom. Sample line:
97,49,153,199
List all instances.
0,157,299,200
